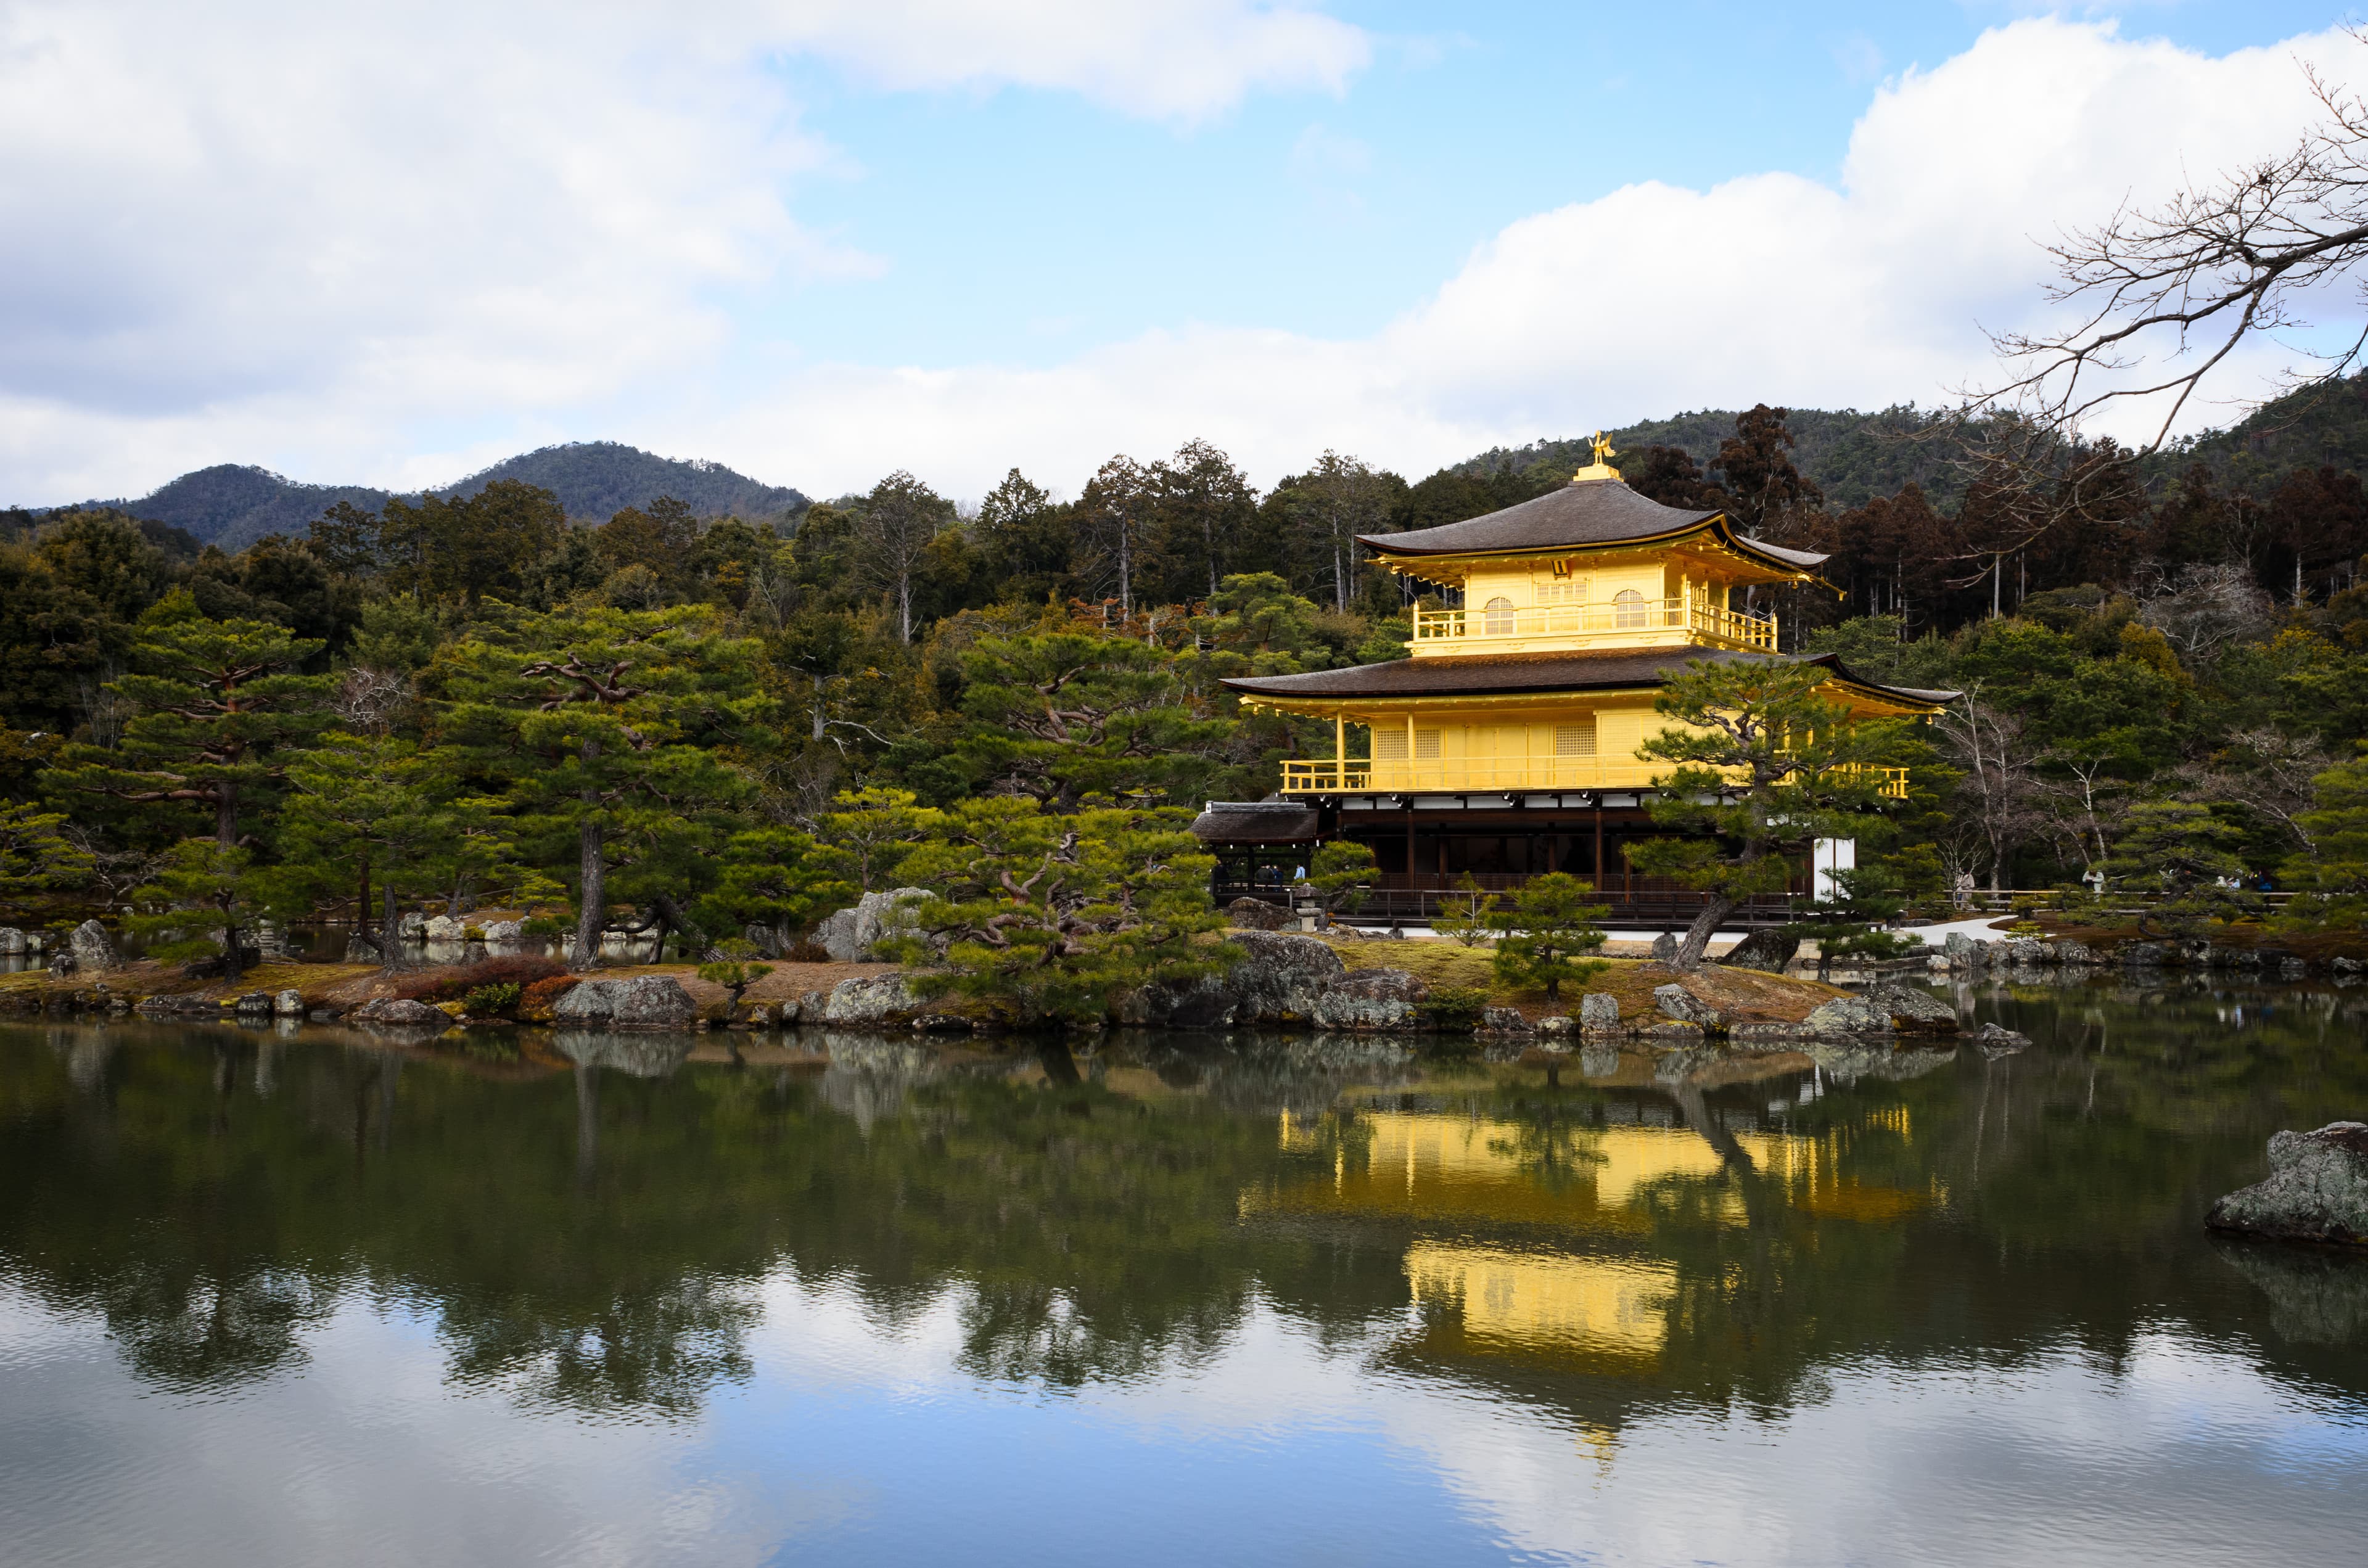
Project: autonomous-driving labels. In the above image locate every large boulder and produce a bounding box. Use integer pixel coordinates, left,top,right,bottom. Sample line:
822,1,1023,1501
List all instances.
1653,983,1724,1028
815,888,929,963
272,988,304,1017
1578,993,1621,1033
1225,931,1347,1025
1801,993,1889,1035
1943,932,1988,969
550,975,697,1029
0,927,25,954
422,914,466,942
1868,982,1958,1034
821,973,927,1026
1224,897,1292,932
482,919,525,942
1650,932,1679,963
1113,972,1238,1028
1719,928,1799,974
2207,1123,2368,1246
1310,967,1427,1032
68,919,118,975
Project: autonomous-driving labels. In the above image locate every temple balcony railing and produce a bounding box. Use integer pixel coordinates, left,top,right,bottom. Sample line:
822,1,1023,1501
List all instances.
1410,598,1777,652
1276,758,1910,799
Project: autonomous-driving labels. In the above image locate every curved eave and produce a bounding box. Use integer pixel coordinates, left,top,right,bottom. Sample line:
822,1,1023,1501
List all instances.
1356,514,1831,584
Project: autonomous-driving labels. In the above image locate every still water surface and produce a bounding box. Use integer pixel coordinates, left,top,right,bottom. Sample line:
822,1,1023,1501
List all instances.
2,983,2364,1566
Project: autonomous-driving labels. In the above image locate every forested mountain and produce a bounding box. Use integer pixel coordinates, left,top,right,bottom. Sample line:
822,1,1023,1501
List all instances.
1453,374,2368,514
44,441,807,553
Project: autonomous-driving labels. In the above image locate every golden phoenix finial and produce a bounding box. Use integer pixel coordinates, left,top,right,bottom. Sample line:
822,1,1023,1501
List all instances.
1574,430,1621,482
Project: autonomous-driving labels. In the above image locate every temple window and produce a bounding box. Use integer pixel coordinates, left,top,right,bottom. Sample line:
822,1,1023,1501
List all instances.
1613,588,1646,628
1482,596,1516,634
1554,716,1597,757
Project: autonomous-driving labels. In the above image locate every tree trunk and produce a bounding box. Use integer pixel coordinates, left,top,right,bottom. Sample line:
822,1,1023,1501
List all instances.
572,738,605,969
1670,895,1736,971
215,782,237,847
380,882,408,971
221,897,245,985
357,855,371,938
572,819,605,969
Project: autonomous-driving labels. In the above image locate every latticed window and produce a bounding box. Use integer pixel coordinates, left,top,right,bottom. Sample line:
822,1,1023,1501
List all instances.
1415,728,1442,758
1375,729,1408,760
1553,716,1597,756
1482,596,1516,634
1535,578,1588,605
1613,588,1646,628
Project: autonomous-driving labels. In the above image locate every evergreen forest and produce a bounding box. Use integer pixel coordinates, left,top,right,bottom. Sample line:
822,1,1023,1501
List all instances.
12,386,2368,964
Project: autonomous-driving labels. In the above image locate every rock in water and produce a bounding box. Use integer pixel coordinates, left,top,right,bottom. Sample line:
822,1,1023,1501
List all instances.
422,914,466,942
1310,967,1427,1032
1225,897,1292,931
1653,983,1724,1028
1578,993,1621,1033
1868,982,1959,1033
551,976,698,1029
2208,1123,2368,1246
352,996,446,1027
68,919,119,975
482,919,525,942
272,988,304,1017
0,927,25,954
1802,994,1889,1035
1976,1022,2032,1057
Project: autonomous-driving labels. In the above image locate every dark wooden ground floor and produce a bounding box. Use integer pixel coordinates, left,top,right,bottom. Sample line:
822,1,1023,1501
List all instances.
1207,802,1809,928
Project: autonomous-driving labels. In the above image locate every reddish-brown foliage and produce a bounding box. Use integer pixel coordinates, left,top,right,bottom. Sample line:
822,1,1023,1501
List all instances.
395,954,570,1003
518,974,580,1020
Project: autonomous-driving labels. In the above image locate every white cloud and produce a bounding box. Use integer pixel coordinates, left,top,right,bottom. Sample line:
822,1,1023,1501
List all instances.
0,1,1369,501
4,15,2363,509
681,18,2366,501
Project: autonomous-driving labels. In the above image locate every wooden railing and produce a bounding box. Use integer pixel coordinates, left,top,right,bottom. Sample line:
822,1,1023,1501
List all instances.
1278,759,1910,799
1412,598,1777,651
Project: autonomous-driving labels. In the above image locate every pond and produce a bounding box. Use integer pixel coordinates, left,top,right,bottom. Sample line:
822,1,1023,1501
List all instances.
1,980,2364,1566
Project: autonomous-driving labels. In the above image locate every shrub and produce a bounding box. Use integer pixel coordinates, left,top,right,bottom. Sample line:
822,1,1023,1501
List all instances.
462,980,522,1016
785,938,831,963
519,974,579,1021
1424,985,1489,1033
462,925,487,942
395,953,569,1003
521,914,568,939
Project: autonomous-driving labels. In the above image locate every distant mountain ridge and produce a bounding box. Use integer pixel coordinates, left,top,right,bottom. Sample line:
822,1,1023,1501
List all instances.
51,441,808,552
1454,376,2368,514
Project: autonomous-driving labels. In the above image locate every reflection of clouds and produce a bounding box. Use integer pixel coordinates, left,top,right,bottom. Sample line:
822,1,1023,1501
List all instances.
6,1268,2364,1566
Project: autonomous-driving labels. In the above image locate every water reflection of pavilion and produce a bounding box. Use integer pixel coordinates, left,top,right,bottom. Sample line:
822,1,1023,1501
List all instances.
1245,1076,1944,1394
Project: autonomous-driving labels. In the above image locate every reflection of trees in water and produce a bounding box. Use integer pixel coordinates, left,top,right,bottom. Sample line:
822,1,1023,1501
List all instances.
435,1274,757,1418
6,993,2367,1429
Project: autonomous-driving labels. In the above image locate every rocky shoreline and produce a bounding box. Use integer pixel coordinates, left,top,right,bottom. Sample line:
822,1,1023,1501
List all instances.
6,929,2013,1052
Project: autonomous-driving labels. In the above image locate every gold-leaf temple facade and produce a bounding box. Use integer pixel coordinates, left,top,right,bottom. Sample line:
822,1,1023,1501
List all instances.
1192,437,1955,923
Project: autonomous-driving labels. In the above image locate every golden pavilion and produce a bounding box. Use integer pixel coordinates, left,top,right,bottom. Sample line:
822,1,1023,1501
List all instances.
1195,437,1954,924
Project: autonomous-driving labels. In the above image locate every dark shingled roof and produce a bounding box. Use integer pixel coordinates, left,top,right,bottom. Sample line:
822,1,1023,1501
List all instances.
1221,647,1957,707
1356,475,1830,571
1189,800,1320,845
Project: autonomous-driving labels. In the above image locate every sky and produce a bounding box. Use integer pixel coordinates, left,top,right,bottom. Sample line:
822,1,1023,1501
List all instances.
3,1,2365,507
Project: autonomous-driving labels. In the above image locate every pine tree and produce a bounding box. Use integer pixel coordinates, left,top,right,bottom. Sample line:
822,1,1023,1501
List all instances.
47,592,330,845
1484,872,1610,1003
